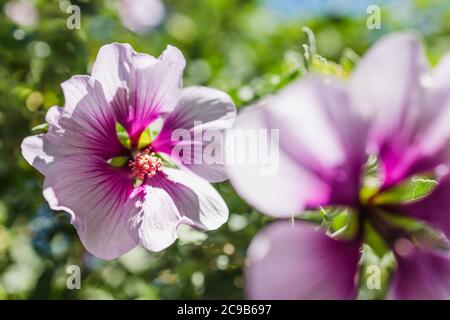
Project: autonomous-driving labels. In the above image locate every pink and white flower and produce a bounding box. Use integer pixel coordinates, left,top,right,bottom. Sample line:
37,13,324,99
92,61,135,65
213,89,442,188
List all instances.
4,0,39,27
118,0,165,34
227,32,450,299
22,43,236,260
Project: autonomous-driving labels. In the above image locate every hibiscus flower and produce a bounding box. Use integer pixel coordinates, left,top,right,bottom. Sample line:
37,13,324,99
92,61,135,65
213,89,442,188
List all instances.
227,32,450,299
22,43,236,260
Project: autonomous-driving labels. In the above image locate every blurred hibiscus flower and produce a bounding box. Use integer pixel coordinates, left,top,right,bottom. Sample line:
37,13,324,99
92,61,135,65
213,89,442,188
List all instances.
118,0,165,34
227,32,450,299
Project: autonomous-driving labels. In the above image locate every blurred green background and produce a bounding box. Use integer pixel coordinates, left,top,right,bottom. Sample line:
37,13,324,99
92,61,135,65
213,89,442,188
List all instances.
0,0,450,299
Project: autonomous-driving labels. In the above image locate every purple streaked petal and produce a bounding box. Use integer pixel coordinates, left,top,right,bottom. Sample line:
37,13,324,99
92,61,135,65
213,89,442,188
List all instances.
127,167,228,251
388,242,450,300
127,184,181,252
246,221,361,300
264,78,368,206
21,75,125,173
410,53,450,171
152,168,229,230
58,75,125,158
91,43,186,144
43,155,136,260
226,104,327,217
226,78,367,217
152,86,236,182
350,32,433,186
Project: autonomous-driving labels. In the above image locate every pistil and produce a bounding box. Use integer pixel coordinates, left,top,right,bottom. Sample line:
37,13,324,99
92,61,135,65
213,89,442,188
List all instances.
129,148,163,181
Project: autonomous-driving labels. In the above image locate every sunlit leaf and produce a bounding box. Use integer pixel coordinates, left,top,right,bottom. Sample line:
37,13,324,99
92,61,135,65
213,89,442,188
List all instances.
107,156,129,167
31,123,48,134
374,178,437,204
116,123,131,149
363,222,390,258
137,129,152,149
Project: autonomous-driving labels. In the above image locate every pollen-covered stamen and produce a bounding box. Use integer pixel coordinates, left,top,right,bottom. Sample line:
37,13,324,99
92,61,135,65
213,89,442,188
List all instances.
129,148,163,181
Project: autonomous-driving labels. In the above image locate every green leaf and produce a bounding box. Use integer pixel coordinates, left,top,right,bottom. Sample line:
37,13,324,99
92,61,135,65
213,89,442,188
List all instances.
115,123,131,149
380,211,449,250
339,48,360,75
374,177,437,204
328,209,358,239
377,211,423,232
31,123,49,134
107,156,129,167
303,207,359,240
363,222,390,258
137,129,152,149
310,54,345,77
116,123,153,150
297,210,323,224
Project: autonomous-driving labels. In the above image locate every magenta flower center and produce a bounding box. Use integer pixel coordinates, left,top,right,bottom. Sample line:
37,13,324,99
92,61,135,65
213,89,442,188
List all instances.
128,148,163,181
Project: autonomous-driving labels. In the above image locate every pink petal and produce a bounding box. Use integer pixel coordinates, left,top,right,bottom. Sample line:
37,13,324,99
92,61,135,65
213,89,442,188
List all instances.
91,43,186,145
226,104,324,217
21,75,124,173
350,32,435,186
246,221,361,299
127,184,181,252
226,78,367,217
265,78,368,203
58,75,124,158
43,155,137,260
388,242,450,299
127,167,228,251
153,168,229,230
21,106,64,175
412,53,450,170
45,105,64,127
152,86,236,182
